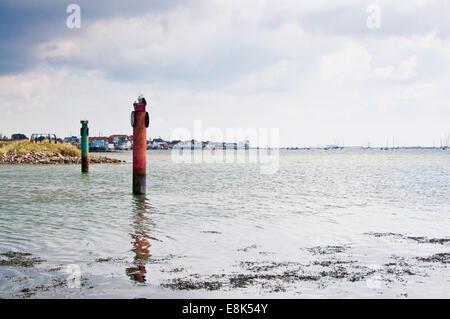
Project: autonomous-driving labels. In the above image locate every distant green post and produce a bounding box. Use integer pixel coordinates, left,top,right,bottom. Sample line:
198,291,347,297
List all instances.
80,120,89,173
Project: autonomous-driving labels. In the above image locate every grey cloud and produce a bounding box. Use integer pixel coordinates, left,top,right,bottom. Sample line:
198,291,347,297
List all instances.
0,0,189,74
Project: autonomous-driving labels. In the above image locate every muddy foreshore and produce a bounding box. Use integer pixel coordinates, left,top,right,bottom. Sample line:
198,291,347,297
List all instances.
0,150,124,164
2,232,448,298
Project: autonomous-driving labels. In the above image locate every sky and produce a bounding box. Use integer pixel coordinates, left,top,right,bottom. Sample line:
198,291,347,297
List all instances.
0,0,449,147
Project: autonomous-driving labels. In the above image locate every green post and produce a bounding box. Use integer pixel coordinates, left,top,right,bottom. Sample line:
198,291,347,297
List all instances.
80,120,89,173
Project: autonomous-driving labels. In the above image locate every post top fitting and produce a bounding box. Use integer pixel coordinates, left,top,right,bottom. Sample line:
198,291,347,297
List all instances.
133,95,147,111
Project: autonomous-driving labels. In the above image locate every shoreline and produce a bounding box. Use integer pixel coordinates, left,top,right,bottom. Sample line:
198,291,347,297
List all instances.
0,141,124,164
0,151,124,164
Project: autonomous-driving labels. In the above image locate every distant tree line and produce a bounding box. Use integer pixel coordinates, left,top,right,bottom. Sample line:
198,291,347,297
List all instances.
0,133,28,141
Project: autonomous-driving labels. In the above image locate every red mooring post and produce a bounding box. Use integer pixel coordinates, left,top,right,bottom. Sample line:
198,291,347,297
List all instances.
131,95,149,195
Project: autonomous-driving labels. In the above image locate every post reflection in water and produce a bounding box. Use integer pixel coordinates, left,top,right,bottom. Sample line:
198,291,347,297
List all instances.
126,195,158,283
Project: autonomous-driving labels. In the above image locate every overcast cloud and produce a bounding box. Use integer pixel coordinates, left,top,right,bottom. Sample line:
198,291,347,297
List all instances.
0,0,449,147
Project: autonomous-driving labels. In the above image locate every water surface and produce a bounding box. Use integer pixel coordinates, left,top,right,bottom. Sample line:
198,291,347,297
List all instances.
0,149,449,298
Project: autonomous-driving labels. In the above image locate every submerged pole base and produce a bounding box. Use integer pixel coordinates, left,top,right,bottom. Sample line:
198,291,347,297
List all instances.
82,157,89,173
133,174,146,195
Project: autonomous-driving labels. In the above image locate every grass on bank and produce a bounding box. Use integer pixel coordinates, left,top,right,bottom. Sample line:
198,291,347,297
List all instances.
0,141,81,157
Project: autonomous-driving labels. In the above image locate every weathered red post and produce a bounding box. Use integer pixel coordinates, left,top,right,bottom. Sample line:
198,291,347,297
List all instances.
131,95,149,194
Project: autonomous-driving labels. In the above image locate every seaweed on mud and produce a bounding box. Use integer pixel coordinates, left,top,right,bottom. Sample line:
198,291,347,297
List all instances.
95,257,115,263
179,268,321,291
201,230,222,234
48,265,65,272
159,240,449,294
232,251,400,289
161,277,222,290
169,267,185,273
4,275,29,283
229,274,255,288
209,273,227,279
262,283,286,292
258,251,275,256
281,270,321,282
318,266,349,279
382,258,416,277
229,273,293,288
91,256,128,266
160,265,324,292
388,255,411,267
239,261,301,272
13,276,92,298
368,232,400,238
366,232,450,245
158,248,434,294
93,254,185,266
160,267,185,273
423,238,450,245
238,244,258,252
386,267,416,276
311,259,378,282
312,260,357,267
307,245,348,255
0,251,45,268
159,241,417,293
147,254,186,264
294,274,322,281
416,252,450,264
1,251,32,258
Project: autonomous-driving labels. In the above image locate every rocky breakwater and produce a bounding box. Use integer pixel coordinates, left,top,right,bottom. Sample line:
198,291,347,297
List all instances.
0,150,124,164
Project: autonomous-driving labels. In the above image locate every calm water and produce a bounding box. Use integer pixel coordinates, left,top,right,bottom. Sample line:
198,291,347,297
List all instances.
0,149,449,298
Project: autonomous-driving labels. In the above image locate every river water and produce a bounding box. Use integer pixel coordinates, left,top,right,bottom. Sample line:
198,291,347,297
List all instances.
0,149,449,298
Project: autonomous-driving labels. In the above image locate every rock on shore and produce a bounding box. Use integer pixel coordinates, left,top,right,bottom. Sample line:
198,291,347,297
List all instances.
0,150,124,164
